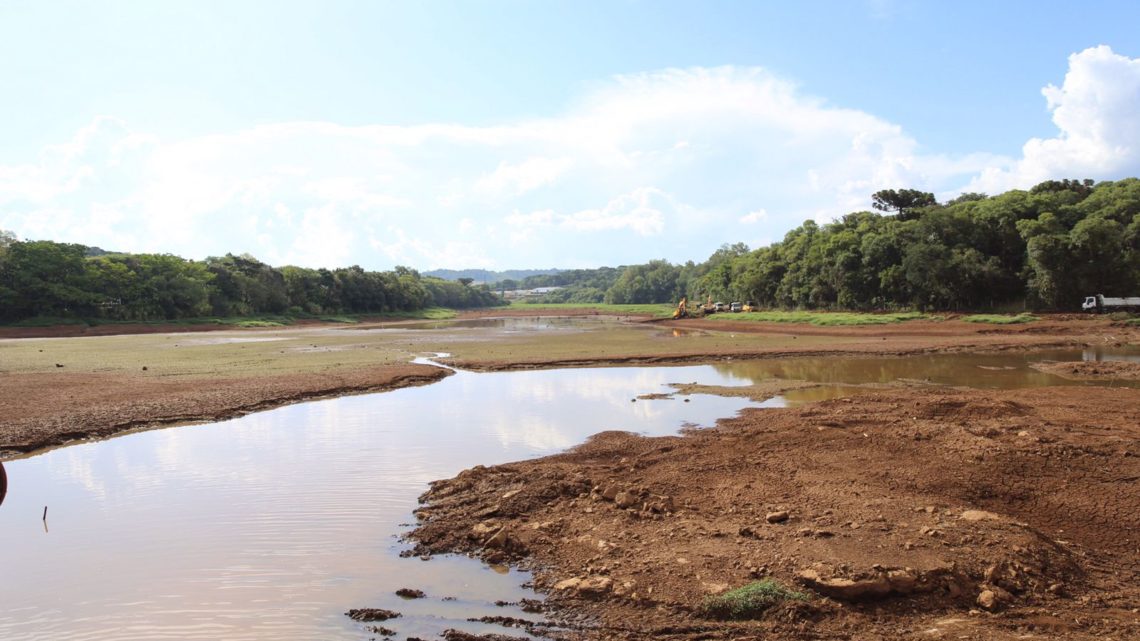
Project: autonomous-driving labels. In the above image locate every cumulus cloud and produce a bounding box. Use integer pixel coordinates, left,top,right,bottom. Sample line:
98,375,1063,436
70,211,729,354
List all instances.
967,45,1140,193
740,209,768,224
6,56,1131,269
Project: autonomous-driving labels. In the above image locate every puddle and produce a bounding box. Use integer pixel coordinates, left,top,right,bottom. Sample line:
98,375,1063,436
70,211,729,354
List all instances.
2,346,1137,640
0,365,758,641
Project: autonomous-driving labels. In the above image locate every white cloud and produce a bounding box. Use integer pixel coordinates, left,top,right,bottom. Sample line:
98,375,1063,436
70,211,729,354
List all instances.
740,209,768,224
5,55,1134,269
474,157,574,197
966,45,1140,194
560,187,671,235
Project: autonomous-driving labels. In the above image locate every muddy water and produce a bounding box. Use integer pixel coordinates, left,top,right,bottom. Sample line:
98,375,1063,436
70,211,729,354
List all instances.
2,347,1137,640
719,347,1140,406
0,365,759,641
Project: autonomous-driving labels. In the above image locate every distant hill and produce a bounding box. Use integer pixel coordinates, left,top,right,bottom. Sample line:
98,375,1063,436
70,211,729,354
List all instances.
424,268,561,283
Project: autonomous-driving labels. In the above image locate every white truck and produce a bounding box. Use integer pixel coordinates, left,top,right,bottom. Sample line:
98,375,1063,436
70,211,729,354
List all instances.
1082,294,1140,313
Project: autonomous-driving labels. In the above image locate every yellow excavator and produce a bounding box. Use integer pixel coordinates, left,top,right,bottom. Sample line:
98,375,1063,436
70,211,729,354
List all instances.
672,296,689,319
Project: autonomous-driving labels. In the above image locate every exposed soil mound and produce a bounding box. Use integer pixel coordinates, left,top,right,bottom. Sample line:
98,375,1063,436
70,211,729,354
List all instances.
1032,360,1140,381
409,386,1140,640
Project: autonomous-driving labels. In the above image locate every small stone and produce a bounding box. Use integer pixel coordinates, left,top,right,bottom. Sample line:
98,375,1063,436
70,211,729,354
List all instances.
484,527,509,549
395,588,425,599
766,510,790,524
614,490,640,509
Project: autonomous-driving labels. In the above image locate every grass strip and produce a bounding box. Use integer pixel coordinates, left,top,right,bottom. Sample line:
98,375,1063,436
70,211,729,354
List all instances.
961,313,1038,324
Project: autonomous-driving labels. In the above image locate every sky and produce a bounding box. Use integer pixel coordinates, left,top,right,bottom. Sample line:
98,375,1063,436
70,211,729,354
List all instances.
1,0,1139,271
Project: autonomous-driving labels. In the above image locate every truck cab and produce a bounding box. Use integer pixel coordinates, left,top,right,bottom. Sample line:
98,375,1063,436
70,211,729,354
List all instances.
1083,296,1098,311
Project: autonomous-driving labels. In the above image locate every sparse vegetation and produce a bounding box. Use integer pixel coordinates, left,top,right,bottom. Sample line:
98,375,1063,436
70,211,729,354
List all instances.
698,579,808,620
961,313,1039,324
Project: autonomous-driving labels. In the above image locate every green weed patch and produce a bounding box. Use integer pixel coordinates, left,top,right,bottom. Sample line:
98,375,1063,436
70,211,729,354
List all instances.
698,579,808,620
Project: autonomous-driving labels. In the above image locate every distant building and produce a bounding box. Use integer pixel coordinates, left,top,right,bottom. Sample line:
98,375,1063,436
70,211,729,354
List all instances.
501,286,563,300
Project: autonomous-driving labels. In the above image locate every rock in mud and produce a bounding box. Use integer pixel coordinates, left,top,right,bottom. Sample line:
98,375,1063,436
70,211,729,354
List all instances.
442,630,531,641
345,608,401,621
960,509,1003,522
766,510,790,523
554,575,613,596
797,569,891,601
976,584,1014,611
614,490,640,509
395,588,425,599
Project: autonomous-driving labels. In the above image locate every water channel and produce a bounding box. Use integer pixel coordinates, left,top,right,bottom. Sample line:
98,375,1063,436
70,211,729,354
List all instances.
1,344,1137,640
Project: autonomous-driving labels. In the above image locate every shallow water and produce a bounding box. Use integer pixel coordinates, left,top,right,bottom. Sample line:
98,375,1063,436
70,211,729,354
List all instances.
1,346,1136,640
719,346,1140,393
0,364,759,641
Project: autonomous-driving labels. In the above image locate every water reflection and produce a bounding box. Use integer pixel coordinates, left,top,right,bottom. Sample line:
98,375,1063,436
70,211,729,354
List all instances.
0,365,757,641
3,348,1136,640
714,348,1140,389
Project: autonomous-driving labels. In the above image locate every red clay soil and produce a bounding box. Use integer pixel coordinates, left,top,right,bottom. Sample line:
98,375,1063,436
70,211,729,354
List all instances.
410,385,1140,641
0,364,449,457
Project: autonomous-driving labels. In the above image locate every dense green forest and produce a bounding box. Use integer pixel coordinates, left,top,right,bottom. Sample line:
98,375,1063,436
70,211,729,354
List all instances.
0,237,502,323
2,178,1138,323
511,178,1140,311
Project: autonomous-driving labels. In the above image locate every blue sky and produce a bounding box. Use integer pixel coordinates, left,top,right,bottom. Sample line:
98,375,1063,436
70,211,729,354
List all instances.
2,0,1139,270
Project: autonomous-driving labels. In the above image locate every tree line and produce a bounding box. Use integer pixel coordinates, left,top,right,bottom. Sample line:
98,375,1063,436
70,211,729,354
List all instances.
512,178,1140,311
0,239,502,323
3,178,1137,321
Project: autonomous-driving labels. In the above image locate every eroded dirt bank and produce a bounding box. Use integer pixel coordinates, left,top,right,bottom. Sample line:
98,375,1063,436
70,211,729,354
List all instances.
410,385,1140,640
0,365,449,456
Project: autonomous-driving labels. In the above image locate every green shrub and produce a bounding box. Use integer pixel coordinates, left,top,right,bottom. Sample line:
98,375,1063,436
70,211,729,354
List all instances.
698,579,808,619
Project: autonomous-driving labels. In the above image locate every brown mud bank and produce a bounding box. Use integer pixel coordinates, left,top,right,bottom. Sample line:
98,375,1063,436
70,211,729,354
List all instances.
409,385,1140,640
1032,360,1140,381
0,364,449,457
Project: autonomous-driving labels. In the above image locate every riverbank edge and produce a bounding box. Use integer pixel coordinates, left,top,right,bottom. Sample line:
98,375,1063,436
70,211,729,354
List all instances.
0,367,453,459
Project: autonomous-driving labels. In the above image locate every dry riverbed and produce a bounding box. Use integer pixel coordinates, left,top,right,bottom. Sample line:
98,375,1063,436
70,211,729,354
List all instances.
2,311,1139,641
2,312,1127,456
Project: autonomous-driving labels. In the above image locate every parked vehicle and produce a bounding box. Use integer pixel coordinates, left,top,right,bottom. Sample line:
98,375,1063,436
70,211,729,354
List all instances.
730,302,743,312
714,302,727,312
1082,294,1140,313
742,301,757,312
